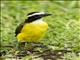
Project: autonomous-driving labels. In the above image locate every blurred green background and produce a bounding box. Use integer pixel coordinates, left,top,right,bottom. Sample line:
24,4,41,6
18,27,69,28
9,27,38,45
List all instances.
0,0,80,60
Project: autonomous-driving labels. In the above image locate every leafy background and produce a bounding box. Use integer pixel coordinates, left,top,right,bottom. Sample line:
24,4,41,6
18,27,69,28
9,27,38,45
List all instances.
0,0,80,60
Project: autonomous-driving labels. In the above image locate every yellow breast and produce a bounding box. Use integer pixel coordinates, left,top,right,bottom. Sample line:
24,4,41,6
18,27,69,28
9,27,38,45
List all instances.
17,21,48,42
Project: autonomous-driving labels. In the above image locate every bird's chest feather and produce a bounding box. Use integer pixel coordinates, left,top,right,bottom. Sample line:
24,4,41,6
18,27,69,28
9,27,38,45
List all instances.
17,22,48,42
21,20,48,34
17,20,48,42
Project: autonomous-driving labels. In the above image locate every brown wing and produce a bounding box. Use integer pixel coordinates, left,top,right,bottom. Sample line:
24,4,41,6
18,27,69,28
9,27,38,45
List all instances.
15,22,25,36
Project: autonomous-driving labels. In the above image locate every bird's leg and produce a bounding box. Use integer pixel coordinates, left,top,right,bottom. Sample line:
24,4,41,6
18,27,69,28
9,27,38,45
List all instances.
30,42,48,49
26,42,48,53
17,42,26,51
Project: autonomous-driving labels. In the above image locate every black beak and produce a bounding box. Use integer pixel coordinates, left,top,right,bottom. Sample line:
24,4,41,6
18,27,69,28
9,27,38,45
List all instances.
43,13,52,17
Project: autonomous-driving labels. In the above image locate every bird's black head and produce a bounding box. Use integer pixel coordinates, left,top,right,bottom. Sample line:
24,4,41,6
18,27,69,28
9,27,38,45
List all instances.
25,12,51,23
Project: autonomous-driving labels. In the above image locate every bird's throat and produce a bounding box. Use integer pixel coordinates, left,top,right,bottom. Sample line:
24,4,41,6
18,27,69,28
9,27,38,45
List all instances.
32,19,44,24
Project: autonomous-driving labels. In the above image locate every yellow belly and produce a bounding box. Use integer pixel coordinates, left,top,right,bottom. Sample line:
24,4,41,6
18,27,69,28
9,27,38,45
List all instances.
17,22,48,42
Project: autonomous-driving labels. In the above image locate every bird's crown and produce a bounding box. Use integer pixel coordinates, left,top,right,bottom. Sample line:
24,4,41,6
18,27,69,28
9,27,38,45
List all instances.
27,12,45,17
25,12,51,22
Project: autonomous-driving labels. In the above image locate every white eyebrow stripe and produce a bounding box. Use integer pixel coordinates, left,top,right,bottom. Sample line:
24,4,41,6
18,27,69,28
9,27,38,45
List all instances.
28,12,45,17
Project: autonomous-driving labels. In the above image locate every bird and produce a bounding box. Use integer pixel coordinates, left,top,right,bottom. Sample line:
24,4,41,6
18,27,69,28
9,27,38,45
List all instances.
15,12,51,49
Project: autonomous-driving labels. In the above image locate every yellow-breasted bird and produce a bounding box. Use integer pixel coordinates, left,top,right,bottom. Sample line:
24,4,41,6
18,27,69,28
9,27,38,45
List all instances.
15,12,51,50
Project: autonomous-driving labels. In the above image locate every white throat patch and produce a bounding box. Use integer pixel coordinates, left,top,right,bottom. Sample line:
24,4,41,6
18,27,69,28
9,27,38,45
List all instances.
32,19,44,24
